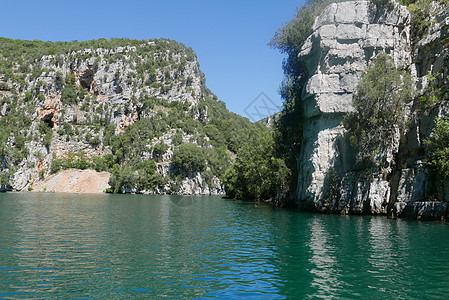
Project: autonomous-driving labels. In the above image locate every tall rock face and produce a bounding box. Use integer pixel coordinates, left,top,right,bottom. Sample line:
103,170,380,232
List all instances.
0,39,254,194
296,1,449,219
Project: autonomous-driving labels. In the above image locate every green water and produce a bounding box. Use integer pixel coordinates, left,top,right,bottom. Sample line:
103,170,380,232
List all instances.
0,193,449,299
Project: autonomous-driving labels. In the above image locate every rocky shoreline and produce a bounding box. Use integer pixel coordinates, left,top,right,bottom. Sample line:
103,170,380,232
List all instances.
27,168,225,196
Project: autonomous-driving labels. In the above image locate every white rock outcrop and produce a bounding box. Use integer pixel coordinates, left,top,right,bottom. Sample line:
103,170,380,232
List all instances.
297,1,411,208
296,0,449,219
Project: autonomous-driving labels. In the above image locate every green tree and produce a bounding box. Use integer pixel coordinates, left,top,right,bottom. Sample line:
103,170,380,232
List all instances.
424,117,449,180
0,173,8,186
136,160,166,191
153,142,169,161
61,84,78,105
343,52,415,166
224,130,290,201
171,143,206,176
107,165,137,193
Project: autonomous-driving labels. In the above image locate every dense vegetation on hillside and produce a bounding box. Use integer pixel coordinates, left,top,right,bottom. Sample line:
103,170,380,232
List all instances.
102,94,259,193
0,37,260,193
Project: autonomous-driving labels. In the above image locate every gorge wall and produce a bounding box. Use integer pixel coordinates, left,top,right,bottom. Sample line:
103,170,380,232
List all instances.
296,0,449,220
0,39,255,195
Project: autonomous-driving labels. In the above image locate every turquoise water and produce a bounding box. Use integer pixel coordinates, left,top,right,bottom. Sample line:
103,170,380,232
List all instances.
0,193,449,299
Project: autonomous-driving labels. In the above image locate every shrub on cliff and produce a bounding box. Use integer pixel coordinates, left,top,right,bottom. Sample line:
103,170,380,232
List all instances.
418,71,445,108
61,85,78,105
38,121,53,148
270,0,347,56
171,143,206,176
343,52,415,166
400,0,449,40
152,142,169,161
424,117,449,180
371,0,395,9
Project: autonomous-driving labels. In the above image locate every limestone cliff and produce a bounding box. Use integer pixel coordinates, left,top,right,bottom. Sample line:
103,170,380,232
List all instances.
295,0,449,220
0,38,255,195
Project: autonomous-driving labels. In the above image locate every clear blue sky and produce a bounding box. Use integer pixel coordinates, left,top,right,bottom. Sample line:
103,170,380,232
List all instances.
0,0,304,120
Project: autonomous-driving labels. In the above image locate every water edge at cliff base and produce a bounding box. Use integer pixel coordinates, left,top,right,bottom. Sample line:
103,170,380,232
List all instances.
0,193,448,299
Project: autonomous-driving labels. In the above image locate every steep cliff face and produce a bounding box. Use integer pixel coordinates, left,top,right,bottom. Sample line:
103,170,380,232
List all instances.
296,1,449,219
0,39,254,194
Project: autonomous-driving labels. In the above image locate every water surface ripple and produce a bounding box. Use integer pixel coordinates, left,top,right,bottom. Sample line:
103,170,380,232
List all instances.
0,193,448,299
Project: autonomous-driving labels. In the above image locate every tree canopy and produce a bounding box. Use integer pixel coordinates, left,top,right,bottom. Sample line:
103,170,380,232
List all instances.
224,129,290,201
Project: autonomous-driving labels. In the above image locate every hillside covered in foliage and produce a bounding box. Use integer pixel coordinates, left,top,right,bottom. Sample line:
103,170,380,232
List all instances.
0,37,265,194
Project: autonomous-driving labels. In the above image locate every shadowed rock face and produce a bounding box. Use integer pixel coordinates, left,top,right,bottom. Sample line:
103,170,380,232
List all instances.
0,82,9,91
296,0,449,218
297,1,411,210
79,67,95,91
38,95,60,128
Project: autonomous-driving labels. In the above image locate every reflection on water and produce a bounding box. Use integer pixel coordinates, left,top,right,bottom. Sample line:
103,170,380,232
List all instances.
367,217,396,293
1,193,449,298
307,217,341,298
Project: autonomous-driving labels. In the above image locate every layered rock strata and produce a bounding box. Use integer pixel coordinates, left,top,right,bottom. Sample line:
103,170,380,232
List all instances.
296,1,449,220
